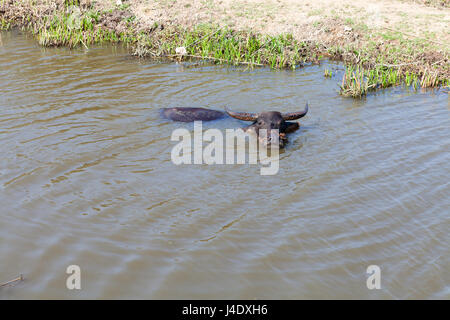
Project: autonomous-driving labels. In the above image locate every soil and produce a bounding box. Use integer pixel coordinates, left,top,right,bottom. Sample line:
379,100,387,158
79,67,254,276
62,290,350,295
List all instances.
129,0,449,49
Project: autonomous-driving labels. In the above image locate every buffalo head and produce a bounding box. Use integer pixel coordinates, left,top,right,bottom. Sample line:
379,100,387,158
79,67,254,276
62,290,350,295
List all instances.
225,103,308,148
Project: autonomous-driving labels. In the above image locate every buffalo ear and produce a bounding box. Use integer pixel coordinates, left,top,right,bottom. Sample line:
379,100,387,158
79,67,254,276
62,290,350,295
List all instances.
282,103,308,120
225,107,258,121
284,122,300,133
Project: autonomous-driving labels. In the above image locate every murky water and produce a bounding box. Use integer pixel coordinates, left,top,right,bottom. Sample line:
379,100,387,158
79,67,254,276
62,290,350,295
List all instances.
0,30,449,299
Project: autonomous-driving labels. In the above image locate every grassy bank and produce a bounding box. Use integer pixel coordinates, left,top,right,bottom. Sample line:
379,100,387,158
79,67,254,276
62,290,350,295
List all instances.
0,0,138,47
133,24,320,69
1,0,448,98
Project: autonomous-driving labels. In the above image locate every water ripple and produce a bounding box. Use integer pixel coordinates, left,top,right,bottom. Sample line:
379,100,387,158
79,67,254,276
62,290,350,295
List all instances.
0,30,448,299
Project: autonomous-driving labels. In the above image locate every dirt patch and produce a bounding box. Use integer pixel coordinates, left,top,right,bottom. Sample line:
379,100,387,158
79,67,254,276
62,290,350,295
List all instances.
128,0,449,47
99,9,132,33
407,0,450,8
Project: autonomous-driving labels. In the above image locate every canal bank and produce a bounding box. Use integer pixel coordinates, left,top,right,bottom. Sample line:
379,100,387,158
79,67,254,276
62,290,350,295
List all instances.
1,0,449,96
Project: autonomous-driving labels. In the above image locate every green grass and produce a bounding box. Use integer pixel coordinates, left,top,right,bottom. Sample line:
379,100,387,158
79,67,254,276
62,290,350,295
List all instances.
331,20,448,97
34,9,137,48
340,65,370,98
0,17,11,30
133,25,311,70
338,63,440,98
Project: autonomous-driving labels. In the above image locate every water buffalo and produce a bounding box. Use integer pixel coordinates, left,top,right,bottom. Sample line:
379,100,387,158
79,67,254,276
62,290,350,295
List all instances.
161,103,308,147
225,104,308,147
161,107,225,122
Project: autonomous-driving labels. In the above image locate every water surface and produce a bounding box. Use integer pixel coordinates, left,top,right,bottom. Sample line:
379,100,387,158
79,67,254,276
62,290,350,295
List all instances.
0,30,449,299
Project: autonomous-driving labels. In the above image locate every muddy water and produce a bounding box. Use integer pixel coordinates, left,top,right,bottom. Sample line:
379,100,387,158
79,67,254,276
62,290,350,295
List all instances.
0,30,449,299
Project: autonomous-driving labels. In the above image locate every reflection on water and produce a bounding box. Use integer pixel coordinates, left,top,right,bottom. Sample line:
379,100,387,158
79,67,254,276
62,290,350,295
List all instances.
0,30,449,299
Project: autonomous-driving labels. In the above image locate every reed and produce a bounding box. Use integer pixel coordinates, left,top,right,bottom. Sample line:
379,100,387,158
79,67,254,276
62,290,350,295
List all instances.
0,17,11,30
339,65,370,98
339,63,443,97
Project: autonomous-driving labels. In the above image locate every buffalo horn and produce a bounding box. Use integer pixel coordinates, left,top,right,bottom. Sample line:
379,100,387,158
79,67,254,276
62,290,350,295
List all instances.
225,107,258,121
281,103,309,120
